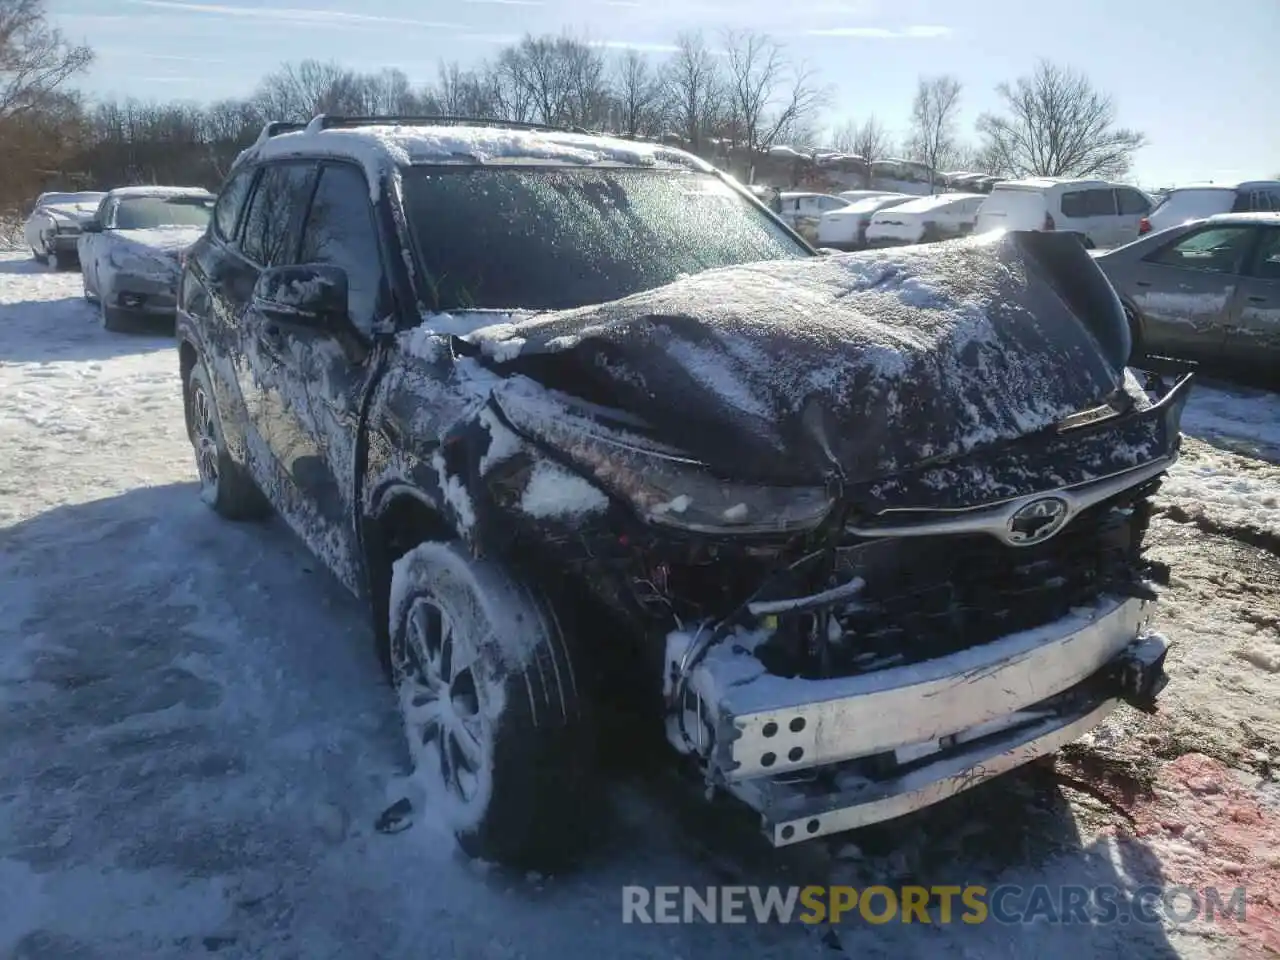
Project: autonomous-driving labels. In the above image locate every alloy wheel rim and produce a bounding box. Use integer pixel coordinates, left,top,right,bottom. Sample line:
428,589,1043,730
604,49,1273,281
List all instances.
396,598,486,805
191,384,220,490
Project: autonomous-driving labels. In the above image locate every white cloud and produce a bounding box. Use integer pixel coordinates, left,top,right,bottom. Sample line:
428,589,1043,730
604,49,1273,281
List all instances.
807,24,952,38
588,39,682,53
127,1,464,30
460,32,523,44
97,50,228,64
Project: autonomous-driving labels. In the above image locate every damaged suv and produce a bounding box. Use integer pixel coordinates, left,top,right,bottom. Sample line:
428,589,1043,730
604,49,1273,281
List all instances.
177,116,1192,868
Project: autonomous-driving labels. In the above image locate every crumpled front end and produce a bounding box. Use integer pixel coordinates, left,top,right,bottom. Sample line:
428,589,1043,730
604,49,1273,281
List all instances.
431,231,1191,845
659,378,1188,844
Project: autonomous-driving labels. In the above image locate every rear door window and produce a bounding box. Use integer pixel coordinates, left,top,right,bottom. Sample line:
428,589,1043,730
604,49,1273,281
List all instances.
1246,229,1280,281
213,166,256,242
1060,191,1087,218
240,161,317,267
1148,225,1257,274
1116,188,1150,215
1082,189,1117,216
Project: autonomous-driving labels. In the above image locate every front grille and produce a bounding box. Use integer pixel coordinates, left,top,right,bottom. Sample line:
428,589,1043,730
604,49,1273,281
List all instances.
757,481,1161,679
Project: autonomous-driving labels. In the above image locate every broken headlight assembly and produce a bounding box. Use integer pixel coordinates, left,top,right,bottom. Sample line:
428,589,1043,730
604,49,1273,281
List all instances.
490,386,834,536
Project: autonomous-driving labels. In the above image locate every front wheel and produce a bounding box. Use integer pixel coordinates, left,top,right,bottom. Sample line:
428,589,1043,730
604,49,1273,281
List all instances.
186,363,270,521
389,542,596,869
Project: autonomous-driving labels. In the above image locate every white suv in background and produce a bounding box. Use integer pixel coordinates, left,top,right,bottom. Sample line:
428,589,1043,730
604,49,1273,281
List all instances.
1144,180,1280,235
973,178,1153,249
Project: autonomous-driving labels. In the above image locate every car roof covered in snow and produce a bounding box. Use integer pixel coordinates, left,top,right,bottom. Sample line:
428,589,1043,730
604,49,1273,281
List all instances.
779,191,847,201
243,123,711,177
1165,180,1280,193
881,192,986,214
106,185,215,199
1203,211,1280,225
990,177,1114,191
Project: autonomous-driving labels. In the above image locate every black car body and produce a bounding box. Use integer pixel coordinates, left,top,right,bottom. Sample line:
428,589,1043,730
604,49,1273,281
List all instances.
177,117,1189,867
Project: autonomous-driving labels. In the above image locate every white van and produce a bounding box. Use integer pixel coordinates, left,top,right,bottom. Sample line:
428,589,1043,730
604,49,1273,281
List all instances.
973,178,1153,249
1144,181,1280,235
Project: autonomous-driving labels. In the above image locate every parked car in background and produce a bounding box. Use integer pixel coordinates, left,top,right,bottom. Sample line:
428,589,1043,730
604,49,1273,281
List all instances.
837,189,898,203
1143,181,1280,235
79,186,215,331
817,193,913,249
865,193,987,246
178,115,1181,870
1092,212,1280,382
974,178,1152,249
777,191,850,242
746,183,782,213
22,191,107,268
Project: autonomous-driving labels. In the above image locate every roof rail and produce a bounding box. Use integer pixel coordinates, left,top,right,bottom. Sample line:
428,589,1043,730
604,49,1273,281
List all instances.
303,114,593,136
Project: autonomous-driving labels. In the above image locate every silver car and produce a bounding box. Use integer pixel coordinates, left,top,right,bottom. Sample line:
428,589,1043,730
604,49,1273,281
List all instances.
22,191,107,268
78,187,215,331
1092,212,1280,381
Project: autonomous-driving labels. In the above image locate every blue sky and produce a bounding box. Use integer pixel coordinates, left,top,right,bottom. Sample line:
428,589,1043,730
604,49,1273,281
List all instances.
50,0,1278,188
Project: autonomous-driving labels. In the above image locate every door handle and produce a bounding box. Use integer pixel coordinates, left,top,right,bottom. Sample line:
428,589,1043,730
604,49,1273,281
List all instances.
1135,281,1152,287
1247,295,1267,303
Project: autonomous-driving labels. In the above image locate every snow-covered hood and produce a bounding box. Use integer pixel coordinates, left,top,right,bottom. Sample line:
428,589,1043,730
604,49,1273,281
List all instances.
103,226,204,283
112,225,205,255
462,231,1133,485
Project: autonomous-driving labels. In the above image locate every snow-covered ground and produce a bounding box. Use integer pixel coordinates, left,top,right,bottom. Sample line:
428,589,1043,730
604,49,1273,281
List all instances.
1,251,1277,958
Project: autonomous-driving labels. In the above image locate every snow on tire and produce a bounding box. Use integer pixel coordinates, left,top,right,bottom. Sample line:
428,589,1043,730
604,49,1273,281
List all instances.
389,541,595,869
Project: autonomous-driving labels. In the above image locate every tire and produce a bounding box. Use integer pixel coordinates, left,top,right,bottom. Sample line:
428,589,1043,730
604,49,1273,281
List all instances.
186,363,271,521
1124,305,1144,364
97,298,128,332
389,542,596,870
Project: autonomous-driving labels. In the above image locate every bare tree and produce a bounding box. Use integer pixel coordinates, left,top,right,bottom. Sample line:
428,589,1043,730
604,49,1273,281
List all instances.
0,0,92,119
720,30,827,159
946,140,1009,177
829,115,893,185
252,60,359,121
663,31,723,152
976,60,1146,179
0,0,93,211
907,74,962,192
613,49,662,137
492,34,609,129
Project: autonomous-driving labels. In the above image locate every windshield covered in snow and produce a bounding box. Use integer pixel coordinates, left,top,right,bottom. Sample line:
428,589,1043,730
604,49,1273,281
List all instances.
403,167,810,312
113,196,214,230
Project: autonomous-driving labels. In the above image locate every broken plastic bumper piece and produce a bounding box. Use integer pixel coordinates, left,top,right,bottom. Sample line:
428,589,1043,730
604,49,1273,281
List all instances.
675,595,1167,846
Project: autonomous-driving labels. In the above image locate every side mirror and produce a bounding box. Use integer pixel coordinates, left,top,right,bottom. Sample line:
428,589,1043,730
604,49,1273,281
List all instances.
83,220,103,233
252,263,351,333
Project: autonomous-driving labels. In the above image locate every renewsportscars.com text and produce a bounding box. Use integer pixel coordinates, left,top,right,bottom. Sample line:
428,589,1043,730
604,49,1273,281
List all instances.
621,884,1247,926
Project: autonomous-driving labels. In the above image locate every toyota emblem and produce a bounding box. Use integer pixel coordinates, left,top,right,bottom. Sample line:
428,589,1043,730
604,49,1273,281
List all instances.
1006,497,1070,545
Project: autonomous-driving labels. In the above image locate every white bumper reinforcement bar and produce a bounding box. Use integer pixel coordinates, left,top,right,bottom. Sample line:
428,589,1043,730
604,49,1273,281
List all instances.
697,594,1152,783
